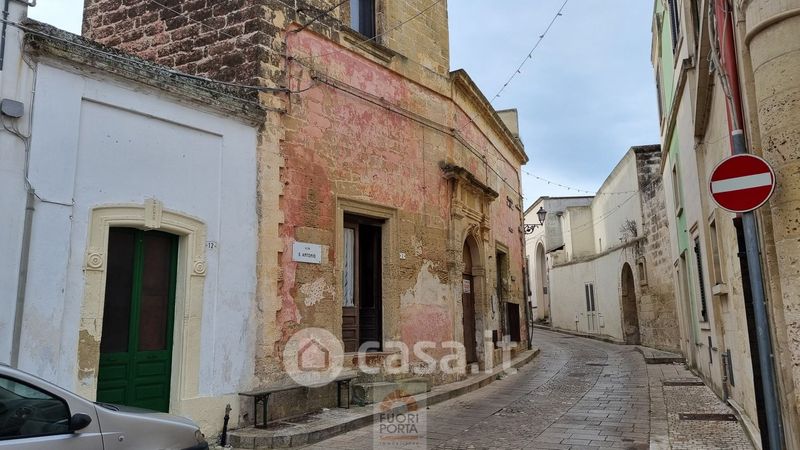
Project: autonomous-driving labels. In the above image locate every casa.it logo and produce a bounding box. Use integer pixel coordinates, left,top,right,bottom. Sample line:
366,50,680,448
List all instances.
283,327,344,387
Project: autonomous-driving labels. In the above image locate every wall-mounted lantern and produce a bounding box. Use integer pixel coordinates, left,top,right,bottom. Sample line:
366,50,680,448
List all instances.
524,206,547,234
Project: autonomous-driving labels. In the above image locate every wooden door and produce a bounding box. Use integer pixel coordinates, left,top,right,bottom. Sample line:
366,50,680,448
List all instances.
358,224,382,346
342,216,383,352
462,242,477,363
585,283,598,333
97,228,177,412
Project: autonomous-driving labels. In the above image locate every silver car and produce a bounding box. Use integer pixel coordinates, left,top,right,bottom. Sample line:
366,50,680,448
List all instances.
0,364,208,449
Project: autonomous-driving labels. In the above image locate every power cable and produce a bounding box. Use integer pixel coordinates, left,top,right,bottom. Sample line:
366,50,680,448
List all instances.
293,0,349,33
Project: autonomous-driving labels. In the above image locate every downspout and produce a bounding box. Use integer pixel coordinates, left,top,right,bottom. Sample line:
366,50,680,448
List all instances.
1,0,10,71
1,0,36,70
710,1,784,448
10,189,34,367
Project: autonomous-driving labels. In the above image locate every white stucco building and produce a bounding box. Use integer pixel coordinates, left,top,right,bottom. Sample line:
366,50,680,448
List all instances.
524,196,593,322
1,4,262,434
525,146,680,351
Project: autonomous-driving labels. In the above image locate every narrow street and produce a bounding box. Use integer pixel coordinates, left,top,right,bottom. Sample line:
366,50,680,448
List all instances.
305,330,753,449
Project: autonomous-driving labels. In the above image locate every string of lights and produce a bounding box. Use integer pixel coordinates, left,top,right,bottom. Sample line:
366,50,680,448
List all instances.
458,0,569,132
522,170,639,196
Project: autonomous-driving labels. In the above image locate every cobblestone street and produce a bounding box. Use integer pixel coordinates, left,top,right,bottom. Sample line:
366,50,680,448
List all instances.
304,330,753,449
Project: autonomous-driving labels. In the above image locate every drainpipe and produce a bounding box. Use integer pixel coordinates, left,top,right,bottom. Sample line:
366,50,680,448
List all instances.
0,0,10,71
710,1,784,447
10,189,34,367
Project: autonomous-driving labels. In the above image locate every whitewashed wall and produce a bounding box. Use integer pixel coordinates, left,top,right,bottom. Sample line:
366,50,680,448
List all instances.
6,61,258,428
0,2,35,364
591,152,641,253
550,248,632,341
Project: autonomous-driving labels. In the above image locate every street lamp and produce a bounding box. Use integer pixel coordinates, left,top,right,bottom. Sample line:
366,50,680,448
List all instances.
524,207,547,234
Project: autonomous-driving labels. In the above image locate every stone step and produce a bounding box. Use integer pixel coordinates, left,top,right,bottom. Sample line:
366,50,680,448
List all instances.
227,348,540,449
352,377,431,405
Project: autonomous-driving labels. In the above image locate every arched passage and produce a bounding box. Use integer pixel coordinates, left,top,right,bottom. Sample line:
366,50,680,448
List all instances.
535,243,548,321
621,263,640,345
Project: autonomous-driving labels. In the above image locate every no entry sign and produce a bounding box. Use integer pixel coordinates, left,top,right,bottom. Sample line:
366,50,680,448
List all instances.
709,154,775,213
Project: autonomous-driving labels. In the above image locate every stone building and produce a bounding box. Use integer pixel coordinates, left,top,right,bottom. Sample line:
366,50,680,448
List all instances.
82,0,529,432
525,147,680,351
524,196,593,322
0,1,263,435
651,0,800,447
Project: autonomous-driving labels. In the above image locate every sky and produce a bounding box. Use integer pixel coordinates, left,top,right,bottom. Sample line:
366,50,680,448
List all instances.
28,1,660,210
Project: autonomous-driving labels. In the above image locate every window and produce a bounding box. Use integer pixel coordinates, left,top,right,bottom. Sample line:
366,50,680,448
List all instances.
0,376,70,439
350,0,376,38
694,237,709,322
638,259,648,286
690,0,701,40
668,0,682,48
655,68,664,119
584,283,596,312
671,165,682,214
709,220,723,285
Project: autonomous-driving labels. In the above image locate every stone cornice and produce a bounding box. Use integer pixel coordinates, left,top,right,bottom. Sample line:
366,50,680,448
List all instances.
450,70,529,165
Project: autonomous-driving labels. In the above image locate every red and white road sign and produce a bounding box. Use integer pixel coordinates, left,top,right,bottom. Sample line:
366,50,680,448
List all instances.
709,154,775,213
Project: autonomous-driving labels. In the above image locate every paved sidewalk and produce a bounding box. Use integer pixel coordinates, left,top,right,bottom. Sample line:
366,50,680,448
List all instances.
300,330,753,449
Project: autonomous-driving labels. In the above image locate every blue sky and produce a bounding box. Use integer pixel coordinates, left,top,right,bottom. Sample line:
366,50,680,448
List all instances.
28,1,660,208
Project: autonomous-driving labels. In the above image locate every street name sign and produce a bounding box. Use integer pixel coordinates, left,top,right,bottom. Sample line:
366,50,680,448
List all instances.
709,154,775,213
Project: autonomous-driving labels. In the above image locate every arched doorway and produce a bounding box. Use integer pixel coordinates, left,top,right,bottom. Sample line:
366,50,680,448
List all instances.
621,263,640,345
462,238,478,363
535,243,548,321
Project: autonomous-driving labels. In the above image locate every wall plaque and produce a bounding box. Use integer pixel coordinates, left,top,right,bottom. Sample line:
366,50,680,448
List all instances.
293,242,322,264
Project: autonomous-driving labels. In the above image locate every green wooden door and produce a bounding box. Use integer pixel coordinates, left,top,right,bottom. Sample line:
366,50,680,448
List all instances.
97,228,178,412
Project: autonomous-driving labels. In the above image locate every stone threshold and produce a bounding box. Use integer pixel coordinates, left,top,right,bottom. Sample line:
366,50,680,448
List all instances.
227,348,540,449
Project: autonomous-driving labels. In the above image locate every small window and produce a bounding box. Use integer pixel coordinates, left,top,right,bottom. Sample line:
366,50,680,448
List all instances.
672,165,682,214
655,68,664,119
350,0,376,38
584,283,596,312
709,219,723,285
668,0,682,49
694,237,709,322
690,0,701,41
0,376,71,440
638,259,648,286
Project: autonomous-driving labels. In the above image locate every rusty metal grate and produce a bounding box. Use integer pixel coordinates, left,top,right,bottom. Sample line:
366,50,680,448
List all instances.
679,413,737,422
663,379,705,386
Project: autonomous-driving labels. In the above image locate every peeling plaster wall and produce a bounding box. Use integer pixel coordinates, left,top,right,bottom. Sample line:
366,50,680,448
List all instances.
268,27,527,383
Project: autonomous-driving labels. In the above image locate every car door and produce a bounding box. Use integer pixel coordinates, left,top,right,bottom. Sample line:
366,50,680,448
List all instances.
0,374,103,449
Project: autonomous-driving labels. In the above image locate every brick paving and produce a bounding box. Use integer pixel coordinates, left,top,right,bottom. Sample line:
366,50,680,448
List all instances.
302,330,753,449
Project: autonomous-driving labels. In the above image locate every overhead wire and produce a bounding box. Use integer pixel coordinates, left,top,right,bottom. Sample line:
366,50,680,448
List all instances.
457,0,569,133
